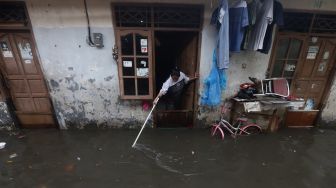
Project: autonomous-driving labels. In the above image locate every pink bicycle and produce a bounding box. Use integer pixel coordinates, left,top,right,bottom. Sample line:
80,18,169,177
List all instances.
211,117,262,140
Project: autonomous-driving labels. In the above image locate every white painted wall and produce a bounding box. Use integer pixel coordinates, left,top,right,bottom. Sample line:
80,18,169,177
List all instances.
22,0,336,128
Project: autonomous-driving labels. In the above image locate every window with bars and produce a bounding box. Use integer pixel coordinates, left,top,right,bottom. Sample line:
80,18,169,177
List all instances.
279,11,336,34
153,6,202,28
114,5,151,27
279,12,313,33
312,14,336,34
113,4,203,29
0,2,27,25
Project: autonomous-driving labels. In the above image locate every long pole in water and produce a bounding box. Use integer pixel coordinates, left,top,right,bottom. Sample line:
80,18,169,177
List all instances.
131,102,158,148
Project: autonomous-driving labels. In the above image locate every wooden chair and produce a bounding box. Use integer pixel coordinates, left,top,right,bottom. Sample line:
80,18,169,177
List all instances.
259,78,290,97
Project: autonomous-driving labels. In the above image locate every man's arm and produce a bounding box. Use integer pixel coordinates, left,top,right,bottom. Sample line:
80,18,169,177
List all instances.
154,78,170,104
187,73,199,83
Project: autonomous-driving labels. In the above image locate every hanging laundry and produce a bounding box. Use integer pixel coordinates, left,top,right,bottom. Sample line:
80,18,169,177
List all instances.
247,0,257,26
258,0,284,54
247,0,274,51
201,50,227,106
210,7,221,30
210,0,229,69
242,0,258,50
229,0,249,52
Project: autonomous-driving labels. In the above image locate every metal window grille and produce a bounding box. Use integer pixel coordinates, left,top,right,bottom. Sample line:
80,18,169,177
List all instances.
114,5,151,27
279,11,336,34
114,4,202,29
311,14,336,34
0,3,27,23
279,12,313,33
153,6,202,28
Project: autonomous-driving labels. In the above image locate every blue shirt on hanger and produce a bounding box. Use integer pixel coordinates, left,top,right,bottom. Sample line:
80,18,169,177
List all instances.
217,0,230,69
229,0,249,52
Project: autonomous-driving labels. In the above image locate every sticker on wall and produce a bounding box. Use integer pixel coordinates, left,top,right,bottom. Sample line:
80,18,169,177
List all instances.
318,61,327,72
307,46,319,59
123,60,133,68
0,41,13,58
323,51,330,60
307,52,317,59
141,47,148,53
140,39,147,46
137,68,149,77
0,41,9,51
311,37,318,43
24,60,32,64
140,39,148,53
2,51,13,58
285,64,296,72
18,42,33,60
308,46,319,52
140,60,147,67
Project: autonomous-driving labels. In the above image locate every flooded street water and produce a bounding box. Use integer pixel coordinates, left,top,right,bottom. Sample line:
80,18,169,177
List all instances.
0,128,336,188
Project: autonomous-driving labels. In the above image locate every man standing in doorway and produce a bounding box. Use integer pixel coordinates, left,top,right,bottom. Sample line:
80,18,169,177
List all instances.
154,67,198,110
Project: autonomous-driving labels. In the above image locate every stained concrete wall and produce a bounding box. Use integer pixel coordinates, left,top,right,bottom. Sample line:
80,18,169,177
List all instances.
0,0,332,129
24,0,219,129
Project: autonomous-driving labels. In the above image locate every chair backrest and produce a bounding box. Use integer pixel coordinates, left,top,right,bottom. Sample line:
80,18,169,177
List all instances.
263,78,289,97
272,78,289,97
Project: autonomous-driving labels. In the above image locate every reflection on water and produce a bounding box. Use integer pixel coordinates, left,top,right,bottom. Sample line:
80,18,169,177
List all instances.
134,143,200,176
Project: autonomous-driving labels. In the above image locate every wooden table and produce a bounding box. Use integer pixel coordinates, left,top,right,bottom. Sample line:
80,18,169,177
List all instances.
230,97,305,132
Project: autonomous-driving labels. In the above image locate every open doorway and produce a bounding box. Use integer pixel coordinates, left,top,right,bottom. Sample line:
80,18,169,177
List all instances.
154,31,199,128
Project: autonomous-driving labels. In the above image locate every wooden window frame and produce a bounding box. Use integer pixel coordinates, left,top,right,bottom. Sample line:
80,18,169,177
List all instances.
116,29,153,100
267,33,307,82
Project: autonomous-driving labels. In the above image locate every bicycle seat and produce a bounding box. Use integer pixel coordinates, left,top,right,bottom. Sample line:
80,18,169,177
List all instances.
236,118,248,122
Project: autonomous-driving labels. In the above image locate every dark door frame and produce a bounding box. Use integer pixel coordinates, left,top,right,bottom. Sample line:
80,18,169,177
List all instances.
268,30,336,125
0,1,58,128
153,30,201,127
111,3,204,127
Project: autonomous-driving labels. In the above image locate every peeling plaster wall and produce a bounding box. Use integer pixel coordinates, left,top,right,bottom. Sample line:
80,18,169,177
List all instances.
25,0,218,129
26,0,149,129
20,0,336,129
320,77,336,126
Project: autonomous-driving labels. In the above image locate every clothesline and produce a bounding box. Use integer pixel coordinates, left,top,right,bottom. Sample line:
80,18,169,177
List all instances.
211,0,284,69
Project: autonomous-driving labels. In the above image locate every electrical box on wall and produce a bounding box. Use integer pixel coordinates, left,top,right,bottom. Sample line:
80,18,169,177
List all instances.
93,33,104,48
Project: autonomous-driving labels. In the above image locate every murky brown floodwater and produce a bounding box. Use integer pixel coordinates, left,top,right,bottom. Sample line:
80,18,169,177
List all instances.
0,128,336,188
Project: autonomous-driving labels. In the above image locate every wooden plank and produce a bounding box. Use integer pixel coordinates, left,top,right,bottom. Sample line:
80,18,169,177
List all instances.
17,114,55,128
285,110,319,127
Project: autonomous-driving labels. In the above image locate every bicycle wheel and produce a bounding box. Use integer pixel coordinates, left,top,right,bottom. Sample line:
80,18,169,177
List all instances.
239,124,262,135
210,124,224,140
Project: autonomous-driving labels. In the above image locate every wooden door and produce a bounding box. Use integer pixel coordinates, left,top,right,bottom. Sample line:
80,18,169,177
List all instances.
177,33,198,111
116,30,153,99
0,32,56,128
155,33,198,127
268,34,306,88
292,38,336,108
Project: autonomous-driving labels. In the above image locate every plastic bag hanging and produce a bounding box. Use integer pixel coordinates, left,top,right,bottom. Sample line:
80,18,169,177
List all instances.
201,49,227,106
